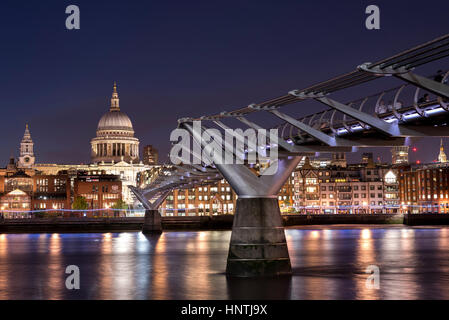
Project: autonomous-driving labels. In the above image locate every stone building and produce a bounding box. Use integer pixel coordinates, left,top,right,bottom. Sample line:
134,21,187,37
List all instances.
18,124,35,168
438,139,448,163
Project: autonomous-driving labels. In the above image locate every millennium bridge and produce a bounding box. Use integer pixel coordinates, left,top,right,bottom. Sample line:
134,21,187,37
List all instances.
131,34,449,277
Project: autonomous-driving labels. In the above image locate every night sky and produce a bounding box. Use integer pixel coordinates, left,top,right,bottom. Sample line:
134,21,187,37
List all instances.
1,0,448,165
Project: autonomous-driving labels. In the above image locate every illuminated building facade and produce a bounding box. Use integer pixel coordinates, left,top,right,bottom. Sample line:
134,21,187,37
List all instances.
143,145,158,165
399,164,449,213
137,168,295,216
160,179,237,216
392,146,409,165
0,161,70,218
90,83,140,164
293,157,400,214
17,124,35,168
34,161,148,207
73,172,122,211
438,139,448,163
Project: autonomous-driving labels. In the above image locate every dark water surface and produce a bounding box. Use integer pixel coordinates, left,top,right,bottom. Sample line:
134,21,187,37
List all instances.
1,225,449,299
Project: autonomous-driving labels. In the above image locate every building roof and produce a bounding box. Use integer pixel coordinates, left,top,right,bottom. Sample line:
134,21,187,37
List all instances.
8,170,31,178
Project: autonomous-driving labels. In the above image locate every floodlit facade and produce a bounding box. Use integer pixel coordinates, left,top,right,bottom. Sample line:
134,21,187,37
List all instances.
392,146,409,165
293,157,401,214
399,163,449,213
90,83,140,164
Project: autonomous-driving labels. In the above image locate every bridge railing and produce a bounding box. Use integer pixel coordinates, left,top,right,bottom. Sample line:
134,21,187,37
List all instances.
276,70,449,141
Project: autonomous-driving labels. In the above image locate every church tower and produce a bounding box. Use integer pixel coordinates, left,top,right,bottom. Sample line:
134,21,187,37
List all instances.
438,139,448,163
18,124,35,168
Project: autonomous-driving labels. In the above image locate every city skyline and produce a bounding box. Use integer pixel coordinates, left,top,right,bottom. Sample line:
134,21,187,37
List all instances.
1,1,449,165
2,0,449,304
5,112,448,166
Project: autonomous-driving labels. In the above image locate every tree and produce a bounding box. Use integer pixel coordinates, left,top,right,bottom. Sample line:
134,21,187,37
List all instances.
72,196,88,210
111,199,128,210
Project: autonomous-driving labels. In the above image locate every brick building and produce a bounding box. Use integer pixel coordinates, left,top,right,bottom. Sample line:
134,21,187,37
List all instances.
399,164,449,213
73,172,122,210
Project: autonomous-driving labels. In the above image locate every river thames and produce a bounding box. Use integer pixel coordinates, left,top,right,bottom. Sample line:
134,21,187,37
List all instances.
1,225,449,300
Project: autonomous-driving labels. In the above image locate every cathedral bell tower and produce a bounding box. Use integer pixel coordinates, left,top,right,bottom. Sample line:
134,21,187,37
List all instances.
18,124,35,168
438,139,448,163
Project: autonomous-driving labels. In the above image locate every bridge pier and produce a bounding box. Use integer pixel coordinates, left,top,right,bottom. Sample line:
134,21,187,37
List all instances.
227,197,291,277
142,209,162,234
129,186,169,234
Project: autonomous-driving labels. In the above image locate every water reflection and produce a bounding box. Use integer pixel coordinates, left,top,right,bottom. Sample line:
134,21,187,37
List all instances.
0,226,448,299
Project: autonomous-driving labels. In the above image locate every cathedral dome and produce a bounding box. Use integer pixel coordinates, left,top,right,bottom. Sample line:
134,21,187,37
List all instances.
91,82,140,164
97,110,133,131
96,82,134,132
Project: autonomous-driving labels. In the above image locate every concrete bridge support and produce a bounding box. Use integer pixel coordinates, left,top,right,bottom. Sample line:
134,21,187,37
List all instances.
142,209,162,234
129,186,169,234
227,197,291,277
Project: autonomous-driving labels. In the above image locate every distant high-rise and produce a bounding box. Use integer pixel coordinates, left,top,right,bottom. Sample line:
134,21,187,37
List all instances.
438,139,448,163
331,152,346,167
391,146,409,165
143,145,158,165
362,152,373,164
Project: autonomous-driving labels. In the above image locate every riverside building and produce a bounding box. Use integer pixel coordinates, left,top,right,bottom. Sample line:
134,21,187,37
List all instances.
293,157,401,214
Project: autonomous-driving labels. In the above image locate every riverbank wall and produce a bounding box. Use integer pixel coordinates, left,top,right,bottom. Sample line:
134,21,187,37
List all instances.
1,213,449,233
403,213,449,226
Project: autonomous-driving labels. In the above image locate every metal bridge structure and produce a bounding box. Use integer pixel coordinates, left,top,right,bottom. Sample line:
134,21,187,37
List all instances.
131,34,449,277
